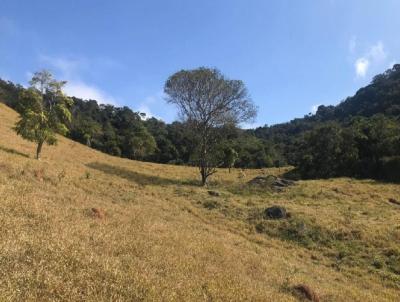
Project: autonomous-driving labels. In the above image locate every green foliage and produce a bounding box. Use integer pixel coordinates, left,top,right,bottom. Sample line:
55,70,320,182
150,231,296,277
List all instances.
123,123,156,160
224,147,238,172
294,123,359,178
0,78,24,110
255,216,334,248
378,156,400,182
230,134,282,168
288,115,400,180
144,118,180,163
0,73,301,169
2,64,400,178
292,116,400,180
252,65,400,181
14,70,73,159
70,116,101,146
164,67,257,185
68,101,157,160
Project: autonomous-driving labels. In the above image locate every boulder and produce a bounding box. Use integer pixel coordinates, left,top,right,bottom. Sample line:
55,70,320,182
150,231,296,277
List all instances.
208,190,220,197
264,206,287,219
248,175,295,191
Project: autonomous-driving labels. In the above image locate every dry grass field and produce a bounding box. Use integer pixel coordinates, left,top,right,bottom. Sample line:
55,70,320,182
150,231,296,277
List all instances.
0,103,400,301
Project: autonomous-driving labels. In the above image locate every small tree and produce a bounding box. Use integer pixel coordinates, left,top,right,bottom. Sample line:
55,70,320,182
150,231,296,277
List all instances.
164,67,257,185
224,147,238,173
14,70,73,159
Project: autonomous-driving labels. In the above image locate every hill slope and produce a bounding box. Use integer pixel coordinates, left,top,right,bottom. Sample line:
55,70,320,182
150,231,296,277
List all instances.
252,64,400,174
255,64,400,137
0,103,400,301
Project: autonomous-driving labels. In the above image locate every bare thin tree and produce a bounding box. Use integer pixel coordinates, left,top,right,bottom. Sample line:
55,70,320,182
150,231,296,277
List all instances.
164,67,257,185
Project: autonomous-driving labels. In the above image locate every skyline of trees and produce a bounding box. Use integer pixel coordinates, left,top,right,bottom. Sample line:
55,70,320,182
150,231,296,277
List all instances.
1,64,399,182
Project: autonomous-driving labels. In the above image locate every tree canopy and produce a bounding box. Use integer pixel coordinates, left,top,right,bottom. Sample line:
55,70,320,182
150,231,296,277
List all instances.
164,67,257,185
14,70,73,159
1,64,400,181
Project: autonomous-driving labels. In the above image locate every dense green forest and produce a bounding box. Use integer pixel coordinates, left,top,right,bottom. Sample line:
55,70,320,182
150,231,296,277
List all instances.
0,77,280,169
1,64,399,181
252,64,400,181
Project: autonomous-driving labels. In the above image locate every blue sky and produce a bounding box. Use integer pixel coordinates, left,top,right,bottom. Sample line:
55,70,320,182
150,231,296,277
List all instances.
1,0,399,126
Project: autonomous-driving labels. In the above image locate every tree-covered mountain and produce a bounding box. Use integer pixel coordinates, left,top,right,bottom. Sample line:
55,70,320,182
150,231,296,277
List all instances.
254,64,400,139
252,64,400,180
1,64,399,181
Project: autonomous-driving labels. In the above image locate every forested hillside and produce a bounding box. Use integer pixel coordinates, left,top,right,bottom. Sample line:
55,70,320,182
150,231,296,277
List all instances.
253,64,400,180
0,77,282,168
1,64,399,180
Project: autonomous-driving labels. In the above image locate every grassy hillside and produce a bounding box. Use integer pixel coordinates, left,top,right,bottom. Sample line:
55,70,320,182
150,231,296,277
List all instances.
0,103,400,301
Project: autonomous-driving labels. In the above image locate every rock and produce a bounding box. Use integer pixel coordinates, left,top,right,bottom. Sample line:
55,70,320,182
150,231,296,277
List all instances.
388,198,400,206
248,175,275,186
91,208,105,219
248,175,295,191
293,284,320,302
208,190,220,197
274,178,295,187
264,206,287,219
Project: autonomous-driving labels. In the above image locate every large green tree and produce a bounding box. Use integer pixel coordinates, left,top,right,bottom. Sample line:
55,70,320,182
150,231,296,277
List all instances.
14,70,73,159
164,67,257,185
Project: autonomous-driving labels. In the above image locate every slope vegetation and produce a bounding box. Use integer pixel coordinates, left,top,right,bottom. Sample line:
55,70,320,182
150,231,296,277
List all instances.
0,103,399,301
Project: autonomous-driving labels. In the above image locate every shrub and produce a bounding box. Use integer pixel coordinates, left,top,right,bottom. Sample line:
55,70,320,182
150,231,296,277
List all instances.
378,156,400,182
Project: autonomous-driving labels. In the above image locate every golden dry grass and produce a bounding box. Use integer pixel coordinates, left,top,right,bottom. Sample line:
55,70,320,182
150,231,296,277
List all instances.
0,103,399,301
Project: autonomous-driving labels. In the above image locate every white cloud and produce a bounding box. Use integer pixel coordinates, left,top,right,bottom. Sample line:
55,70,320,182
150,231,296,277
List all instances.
37,54,117,105
311,104,321,114
354,41,387,78
39,55,84,78
355,58,369,77
137,104,154,119
64,81,116,105
137,91,165,119
369,41,387,62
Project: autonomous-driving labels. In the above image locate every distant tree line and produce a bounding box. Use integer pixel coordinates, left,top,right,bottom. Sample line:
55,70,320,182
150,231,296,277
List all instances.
252,64,400,181
1,64,399,181
1,74,279,169
288,116,400,181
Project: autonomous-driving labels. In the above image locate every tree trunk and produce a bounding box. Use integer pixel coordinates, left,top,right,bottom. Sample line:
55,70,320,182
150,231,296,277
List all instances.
200,166,208,186
86,136,91,147
36,141,44,160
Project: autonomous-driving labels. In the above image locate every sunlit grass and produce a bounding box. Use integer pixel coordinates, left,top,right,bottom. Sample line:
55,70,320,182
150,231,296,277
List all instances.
0,103,399,301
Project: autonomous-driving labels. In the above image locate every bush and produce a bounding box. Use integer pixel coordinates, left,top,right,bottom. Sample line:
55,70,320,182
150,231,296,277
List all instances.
378,156,400,182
